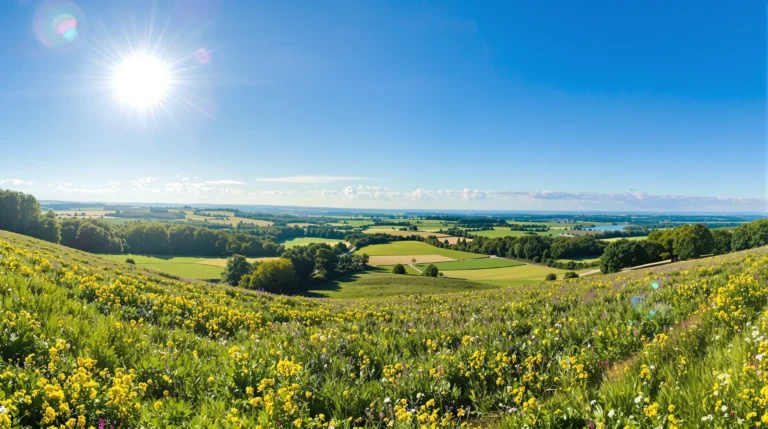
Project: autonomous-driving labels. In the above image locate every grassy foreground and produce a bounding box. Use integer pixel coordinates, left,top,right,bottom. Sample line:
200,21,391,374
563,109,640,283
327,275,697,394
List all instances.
2,229,768,428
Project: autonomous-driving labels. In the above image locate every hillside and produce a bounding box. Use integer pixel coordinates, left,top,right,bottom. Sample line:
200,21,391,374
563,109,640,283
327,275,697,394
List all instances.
1,229,768,428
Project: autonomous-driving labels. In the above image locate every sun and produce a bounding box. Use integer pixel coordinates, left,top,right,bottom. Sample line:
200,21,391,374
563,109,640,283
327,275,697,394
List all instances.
112,54,170,109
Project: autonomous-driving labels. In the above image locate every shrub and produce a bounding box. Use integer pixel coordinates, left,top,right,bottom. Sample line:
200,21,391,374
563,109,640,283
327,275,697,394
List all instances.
392,264,406,275
563,271,578,279
422,264,439,277
545,273,557,281
125,258,136,265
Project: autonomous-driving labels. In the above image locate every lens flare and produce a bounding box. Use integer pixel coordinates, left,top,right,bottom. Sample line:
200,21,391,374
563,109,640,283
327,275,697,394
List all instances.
34,0,86,49
195,48,212,65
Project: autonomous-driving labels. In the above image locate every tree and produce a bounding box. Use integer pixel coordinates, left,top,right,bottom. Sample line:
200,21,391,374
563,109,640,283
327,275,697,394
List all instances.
711,228,732,255
392,264,406,274
601,239,630,274
31,211,61,243
222,254,251,286
422,264,439,277
411,257,417,266
545,273,557,281
315,248,338,277
563,271,578,279
246,258,299,294
673,224,713,260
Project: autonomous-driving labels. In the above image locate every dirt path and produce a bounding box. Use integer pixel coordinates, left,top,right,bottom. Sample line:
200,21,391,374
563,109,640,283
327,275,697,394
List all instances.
579,269,601,277
410,264,423,274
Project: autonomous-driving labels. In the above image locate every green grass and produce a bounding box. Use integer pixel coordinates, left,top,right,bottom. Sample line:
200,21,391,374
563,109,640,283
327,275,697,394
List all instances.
102,254,223,280
281,237,346,249
305,270,497,299
416,258,522,271
600,235,648,242
555,256,601,263
465,227,574,238
330,219,374,227
101,254,273,280
376,264,421,275
355,241,483,258
442,264,581,285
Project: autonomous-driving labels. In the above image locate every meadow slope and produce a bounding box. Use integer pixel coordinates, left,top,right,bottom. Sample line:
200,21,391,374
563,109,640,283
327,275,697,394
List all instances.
1,230,768,428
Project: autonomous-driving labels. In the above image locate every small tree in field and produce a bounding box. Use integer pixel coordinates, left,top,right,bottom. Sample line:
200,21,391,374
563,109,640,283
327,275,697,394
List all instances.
392,264,406,275
411,258,417,266
563,271,578,279
246,258,299,294
222,254,251,286
545,273,557,281
423,264,439,277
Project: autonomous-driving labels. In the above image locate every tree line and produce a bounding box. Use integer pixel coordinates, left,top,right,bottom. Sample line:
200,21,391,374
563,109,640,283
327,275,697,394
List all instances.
59,218,283,257
0,190,61,243
600,220,768,273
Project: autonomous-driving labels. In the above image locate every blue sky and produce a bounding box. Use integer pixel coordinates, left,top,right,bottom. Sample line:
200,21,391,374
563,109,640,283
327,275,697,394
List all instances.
0,0,765,211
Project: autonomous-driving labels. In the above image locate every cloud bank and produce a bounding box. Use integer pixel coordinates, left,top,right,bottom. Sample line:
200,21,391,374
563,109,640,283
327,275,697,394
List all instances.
255,175,367,184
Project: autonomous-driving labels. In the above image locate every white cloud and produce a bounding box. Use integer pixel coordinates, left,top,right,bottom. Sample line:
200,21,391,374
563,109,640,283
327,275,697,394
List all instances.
309,186,490,202
130,177,159,188
255,175,367,184
48,182,119,195
204,180,246,185
496,190,767,210
256,190,294,196
0,178,33,186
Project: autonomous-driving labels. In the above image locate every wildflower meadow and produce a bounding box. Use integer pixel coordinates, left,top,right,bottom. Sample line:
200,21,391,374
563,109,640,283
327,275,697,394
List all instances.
1,230,768,428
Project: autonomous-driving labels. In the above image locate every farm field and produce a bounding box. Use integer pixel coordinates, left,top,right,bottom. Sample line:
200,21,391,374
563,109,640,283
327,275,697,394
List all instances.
55,209,115,218
330,219,374,227
280,237,347,249
600,235,648,242
362,227,450,238
377,264,421,275
464,227,575,238
416,257,523,271
305,270,497,298
506,220,614,228
2,229,767,428
101,254,274,279
355,241,483,258
555,256,601,263
184,210,273,227
441,263,583,285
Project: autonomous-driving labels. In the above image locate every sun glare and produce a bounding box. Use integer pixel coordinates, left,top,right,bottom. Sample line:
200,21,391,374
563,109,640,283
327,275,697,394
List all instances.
112,54,170,109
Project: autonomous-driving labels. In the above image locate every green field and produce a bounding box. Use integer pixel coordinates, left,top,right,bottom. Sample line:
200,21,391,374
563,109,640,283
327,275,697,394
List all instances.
506,220,614,228
377,264,421,275
281,237,346,249
355,241,483,259
464,227,579,238
416,257,522,271
600,235,648,242
442,264,581,286
306,271,497,298
555,256,601,263
362,227,450,238
101,254,273,280
330,219,374,227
